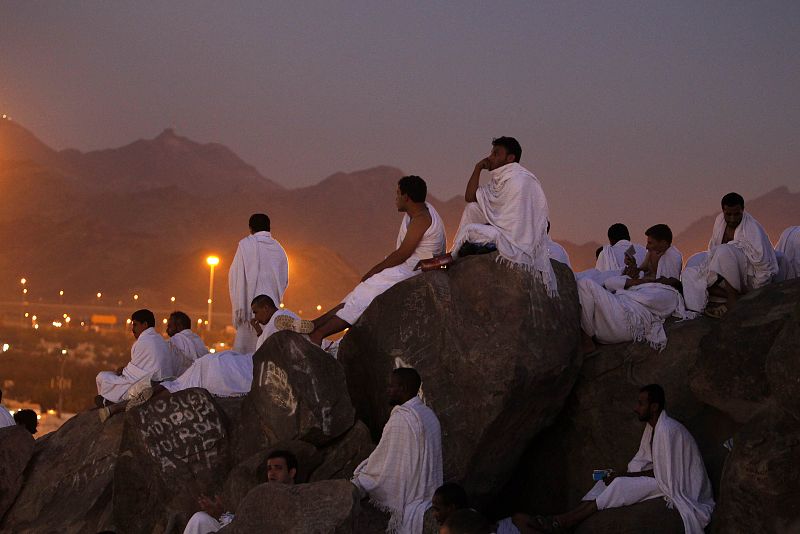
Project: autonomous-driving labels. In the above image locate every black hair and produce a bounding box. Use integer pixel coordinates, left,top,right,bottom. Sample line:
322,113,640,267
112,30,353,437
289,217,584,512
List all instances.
645,224,673,244
491,136,522,163
398,175,428,203
443,509,493,534
131,309,156,328
267,449,298,471
434,482,470,508
251,294,276,309
721,192,744,209
169,311,191,331
249,213,271,232
607,223,631,243
640,384,666,411
14,409,38,434
393,367,422,396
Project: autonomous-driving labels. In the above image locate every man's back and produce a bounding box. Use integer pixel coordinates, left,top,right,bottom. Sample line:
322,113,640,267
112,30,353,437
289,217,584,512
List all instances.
127,328,176,381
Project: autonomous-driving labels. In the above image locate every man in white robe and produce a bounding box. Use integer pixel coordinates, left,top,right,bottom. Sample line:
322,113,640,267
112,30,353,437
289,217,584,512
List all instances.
775,226,800,282
579,225,691,353
352,368,443,534
0,389,15,429
529,385,714,534
546,221,572,269
277,176,445,346
95,309,176,404
166,311,208,376
449,136,558,296
229,212,289,354
681,193,778,317
596,223,648,272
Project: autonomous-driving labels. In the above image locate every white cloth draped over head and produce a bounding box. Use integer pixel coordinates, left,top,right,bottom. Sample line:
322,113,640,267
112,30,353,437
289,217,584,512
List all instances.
162,310,299,396
582,411,714,534
352,396,443,534
96,327,176,402
595,240,647,272
168,329,209,375
547,239,572,269
450,163,558,296
228,231,289,329
579,278,694,351
681,212,777,311
336,204,445,325
775,226,800,282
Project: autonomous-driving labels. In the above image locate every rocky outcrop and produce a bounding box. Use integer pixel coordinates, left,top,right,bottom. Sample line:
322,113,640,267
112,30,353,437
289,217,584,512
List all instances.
220,479,359,534
0,409,124,533
338,253,582,502
0,425,35,521
310,420,375,482
574,499,684,534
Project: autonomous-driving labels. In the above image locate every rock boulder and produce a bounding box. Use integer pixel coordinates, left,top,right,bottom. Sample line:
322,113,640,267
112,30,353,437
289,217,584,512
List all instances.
0,425,35,521
574,498,684,533
338,253,582,501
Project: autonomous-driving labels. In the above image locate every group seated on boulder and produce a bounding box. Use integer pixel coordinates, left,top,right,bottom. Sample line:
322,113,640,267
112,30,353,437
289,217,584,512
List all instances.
681,192,778,318
183,449,298,534
525,385,715,534
578,224,693,354
352,367,443,534
276,175,446,346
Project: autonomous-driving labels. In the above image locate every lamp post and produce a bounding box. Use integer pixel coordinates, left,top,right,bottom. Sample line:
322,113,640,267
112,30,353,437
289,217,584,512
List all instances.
206,256,220,331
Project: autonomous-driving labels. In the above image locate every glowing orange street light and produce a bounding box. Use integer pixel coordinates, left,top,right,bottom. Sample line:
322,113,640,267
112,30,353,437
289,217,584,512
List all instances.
206,256,220,331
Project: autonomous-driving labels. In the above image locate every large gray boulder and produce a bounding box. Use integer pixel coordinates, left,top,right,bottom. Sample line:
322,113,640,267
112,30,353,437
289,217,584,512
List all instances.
0,425,35,522
238,331,355,458
574,498,684,533
113,388,233,534
310,420,374,482
338,253,582,501
0,409,124,533
221,479,359,534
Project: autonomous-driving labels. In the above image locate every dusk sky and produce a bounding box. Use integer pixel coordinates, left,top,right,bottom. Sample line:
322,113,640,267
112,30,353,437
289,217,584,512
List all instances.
2,1,799,242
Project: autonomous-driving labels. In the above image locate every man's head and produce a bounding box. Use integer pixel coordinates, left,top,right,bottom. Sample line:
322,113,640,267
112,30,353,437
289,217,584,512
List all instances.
130,309,156,339
432,483,469,525
644,224,673,254
721,192,745,230
440,509,492,534
166,311,192,337
251,294,278,325
265,449,297,484
14,409,38,434
607,223,631,245
396,175,427,212
387,367,422,406
635,384,665,423
487,137,522,170
248,213,271,234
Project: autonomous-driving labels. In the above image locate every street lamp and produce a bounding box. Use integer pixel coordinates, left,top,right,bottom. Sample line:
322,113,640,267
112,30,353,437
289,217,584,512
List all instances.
206,256,220,331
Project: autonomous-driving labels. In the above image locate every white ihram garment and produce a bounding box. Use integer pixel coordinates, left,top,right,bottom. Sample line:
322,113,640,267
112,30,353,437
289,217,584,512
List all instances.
548,239,572,268
161,310,299,397
96,328,176,403
595,240,647,272
0,405,15,428
229,231,289,353
681,212,778,312
168,329,208,375
182,511,234,534
450,162,558,296
352,396,443,534
336,203,445,325
775,226,800,282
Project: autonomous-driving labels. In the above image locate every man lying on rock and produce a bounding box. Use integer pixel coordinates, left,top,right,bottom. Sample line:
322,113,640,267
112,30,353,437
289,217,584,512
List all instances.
352,367,443,534
681,192,778,318
95,309,177,407
526,385,714,534
436,136,558,298
97,295,297,422
577,224,693,354
183,449,297,534
276,175,446,346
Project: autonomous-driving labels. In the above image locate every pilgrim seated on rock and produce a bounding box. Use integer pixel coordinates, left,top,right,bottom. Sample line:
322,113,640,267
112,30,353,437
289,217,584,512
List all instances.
528,385,714,534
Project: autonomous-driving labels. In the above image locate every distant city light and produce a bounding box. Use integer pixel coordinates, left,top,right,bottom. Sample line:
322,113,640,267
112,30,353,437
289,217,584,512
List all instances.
61,349,67,355
47,409,56,415
24,312,29,318
52,321,62,327
63,313,68,318
96,292,102,298
20,278,26,285
126,318,131,324
22,288,28,294
206,255,220,266
197,319,202,324
1,344,9,352
65,317,71,323
170,296,176,302
162,318,168,324
219,342,225,347
207,298,212,304
33,324,39,330
279,302,285,309
316,304,322,311
133,294,139,300
31,315,37,321
59,290,64,296
209,348,216,353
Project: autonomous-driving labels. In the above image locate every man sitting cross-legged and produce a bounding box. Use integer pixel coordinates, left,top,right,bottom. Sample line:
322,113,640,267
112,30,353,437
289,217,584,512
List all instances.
529,385,714,534
352,368,443,534
95,309,177,406
98,295,298,422
681,192,778,317
183,449,297,534
277,175,445,345
166,311,208,375
578,224,692,354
